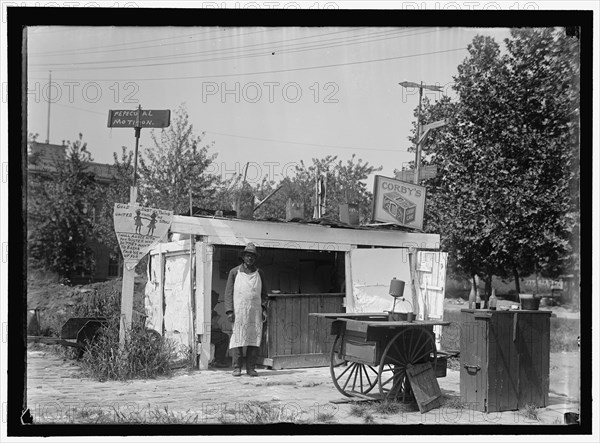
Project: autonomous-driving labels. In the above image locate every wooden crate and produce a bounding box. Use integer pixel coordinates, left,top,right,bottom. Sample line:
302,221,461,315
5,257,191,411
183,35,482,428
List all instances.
460,309,551,412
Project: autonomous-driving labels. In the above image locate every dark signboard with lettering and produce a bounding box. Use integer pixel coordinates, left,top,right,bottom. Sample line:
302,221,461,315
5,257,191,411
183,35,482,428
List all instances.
107,109,171,128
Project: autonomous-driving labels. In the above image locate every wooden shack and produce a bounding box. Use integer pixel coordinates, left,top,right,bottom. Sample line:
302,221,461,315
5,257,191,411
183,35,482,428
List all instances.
144,215,445,370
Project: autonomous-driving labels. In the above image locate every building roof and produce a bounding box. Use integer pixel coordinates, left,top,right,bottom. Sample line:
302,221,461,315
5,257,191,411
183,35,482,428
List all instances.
28,142,116,184
169,214,440,251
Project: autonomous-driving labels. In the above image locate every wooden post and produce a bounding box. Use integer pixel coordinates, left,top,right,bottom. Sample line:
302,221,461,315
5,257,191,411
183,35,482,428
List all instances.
414,82,424,185
119,185,138,347
196,241,213,370
189,190,197,368
408,251,421,320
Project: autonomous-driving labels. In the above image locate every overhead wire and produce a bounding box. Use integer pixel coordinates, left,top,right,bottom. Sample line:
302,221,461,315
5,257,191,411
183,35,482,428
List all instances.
30,47,467,82
28,27,282,58
30,28,432,70
28,27,228,57
33,103,403,153
32,34,429,72
29,26,372,67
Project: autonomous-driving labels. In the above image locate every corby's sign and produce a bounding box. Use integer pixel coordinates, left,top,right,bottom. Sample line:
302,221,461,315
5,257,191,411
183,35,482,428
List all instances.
372,175,426,229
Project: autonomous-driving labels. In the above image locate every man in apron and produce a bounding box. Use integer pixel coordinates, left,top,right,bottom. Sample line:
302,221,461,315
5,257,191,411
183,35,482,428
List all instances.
224,243,268,377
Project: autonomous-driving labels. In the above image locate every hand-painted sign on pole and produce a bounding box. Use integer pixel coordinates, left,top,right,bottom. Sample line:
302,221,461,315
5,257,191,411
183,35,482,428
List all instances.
372,175,426,230
114,204,173,270
107,109,171,128
114,203,172,346
108,106,171,348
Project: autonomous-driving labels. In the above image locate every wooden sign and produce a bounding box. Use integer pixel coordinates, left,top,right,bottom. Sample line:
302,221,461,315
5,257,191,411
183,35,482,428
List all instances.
372,175,426,229
398,81,443,92
113,203,173,270
421,119,447,132
395,165,438,183
107,109,171,128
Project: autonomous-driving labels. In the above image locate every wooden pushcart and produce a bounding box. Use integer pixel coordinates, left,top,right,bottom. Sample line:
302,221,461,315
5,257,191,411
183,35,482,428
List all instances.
310,312,450,410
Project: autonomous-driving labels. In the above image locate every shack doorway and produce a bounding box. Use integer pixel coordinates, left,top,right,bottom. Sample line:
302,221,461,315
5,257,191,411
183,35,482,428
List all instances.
210,245,346,369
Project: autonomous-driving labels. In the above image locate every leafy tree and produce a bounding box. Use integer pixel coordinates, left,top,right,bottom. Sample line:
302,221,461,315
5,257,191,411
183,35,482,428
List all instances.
417,29,579,297
138,104,219,214
251,154,382,223
28,134,100,278
94,146,135,261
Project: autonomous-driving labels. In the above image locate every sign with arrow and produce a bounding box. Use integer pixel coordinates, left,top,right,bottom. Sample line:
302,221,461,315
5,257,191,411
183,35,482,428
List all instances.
418,119,447,144
396,165,438,183
422,119,447,132
398,81,443,92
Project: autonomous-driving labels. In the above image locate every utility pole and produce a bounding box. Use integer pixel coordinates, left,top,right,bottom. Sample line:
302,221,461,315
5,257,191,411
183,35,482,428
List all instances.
46,71,52,143
107,105,171,347
414,82,424,185
399,81,444,184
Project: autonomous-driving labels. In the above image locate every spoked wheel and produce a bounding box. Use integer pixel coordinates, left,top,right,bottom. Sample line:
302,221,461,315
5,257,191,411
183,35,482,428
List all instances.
330,334,379,397
378,328,437,402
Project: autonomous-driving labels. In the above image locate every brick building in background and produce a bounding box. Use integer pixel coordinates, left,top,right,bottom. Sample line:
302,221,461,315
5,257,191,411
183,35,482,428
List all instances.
27,141,122,283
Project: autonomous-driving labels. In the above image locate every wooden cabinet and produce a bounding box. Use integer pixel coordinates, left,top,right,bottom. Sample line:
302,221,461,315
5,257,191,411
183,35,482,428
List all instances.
460,309,551,412
257,293,345,369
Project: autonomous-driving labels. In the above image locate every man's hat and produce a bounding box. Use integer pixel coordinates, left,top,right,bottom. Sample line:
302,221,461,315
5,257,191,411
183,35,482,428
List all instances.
241,242,259,257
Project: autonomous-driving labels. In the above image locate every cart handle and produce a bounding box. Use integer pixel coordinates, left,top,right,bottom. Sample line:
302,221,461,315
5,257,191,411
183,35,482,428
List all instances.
463,363,481,371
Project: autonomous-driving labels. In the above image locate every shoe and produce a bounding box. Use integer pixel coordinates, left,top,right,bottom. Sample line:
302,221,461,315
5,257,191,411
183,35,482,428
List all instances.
232,368,242,377
213,361,230,368
247,369,258,377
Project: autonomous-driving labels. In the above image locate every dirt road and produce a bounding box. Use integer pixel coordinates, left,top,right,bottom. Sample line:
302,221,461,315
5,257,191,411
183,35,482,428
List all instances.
25,346,579,426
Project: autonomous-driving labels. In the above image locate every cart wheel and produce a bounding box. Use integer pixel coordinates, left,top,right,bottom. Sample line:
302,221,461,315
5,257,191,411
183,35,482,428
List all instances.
378,328,437,402
330,334,379,397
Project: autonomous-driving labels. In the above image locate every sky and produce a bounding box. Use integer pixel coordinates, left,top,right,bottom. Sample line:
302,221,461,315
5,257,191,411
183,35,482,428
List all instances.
25,24,514,190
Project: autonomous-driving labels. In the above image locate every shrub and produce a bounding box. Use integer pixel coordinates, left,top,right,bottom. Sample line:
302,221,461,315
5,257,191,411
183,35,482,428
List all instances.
79,316,177,381
68,280,177,381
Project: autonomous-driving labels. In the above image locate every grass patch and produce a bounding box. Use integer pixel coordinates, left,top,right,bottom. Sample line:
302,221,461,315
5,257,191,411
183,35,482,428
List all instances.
372,400,404,415
79,317,178,381
363,413,375,424
257,381,296,387
442,394,466,410
520,403,540,421
550,321,580,352
351,399,419,418
300,381,322,388
316,412,337,423
349,402,370,417
70,405,199,424
219,401,307,424
69,284,178,381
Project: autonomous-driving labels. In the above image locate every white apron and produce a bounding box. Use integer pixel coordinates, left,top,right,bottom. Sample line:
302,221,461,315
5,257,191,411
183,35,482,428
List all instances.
229,268,263,348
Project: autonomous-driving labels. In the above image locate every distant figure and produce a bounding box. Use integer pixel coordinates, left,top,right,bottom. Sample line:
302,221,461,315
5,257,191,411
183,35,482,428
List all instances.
146,212,157,236
210,290,230,368
224,243,268,377
134,209,143,234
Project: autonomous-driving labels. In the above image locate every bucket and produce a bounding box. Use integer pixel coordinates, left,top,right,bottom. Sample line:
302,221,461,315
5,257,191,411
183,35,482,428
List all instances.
388,312,414,322
519,293,541,311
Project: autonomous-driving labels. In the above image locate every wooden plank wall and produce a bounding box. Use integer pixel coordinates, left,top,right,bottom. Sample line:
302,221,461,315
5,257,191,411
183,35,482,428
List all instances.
488,313,519,412
516,313,550,408
264,293,343,364
460,311,489,411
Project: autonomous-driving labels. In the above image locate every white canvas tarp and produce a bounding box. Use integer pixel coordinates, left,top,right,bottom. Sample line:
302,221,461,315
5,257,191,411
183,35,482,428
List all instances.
163,254,192,358
144,254,163,334
348,248,413,313
348,249,447,323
